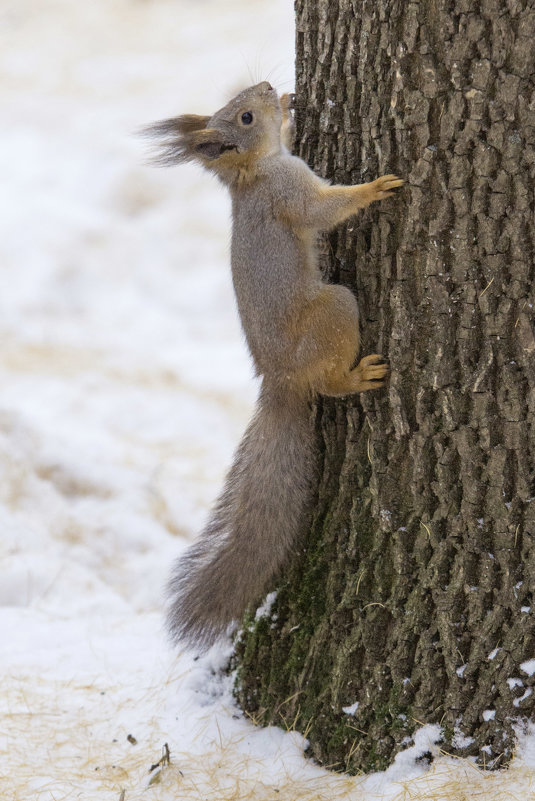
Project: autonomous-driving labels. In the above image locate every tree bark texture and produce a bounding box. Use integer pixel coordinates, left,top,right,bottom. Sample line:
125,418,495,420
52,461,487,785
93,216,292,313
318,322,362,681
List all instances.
233,0,535,774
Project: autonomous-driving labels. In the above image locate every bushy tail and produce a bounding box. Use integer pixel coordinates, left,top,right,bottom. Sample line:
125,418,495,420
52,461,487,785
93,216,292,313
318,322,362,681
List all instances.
166,381,317,650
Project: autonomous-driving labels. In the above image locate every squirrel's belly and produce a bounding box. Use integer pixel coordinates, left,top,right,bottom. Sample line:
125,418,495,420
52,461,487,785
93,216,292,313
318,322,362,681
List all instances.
230,215,310,371
234,280,296,371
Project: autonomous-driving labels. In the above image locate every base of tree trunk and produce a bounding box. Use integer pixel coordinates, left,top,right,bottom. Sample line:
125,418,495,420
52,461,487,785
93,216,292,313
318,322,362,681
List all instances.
232,397,535,774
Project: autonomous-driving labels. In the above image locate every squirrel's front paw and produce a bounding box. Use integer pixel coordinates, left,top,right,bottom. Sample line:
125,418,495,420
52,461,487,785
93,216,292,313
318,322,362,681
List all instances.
280,93,296,113
369,174,403,201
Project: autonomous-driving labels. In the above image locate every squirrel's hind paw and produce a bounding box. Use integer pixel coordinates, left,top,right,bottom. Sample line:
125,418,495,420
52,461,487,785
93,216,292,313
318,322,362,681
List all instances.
351,353,389,391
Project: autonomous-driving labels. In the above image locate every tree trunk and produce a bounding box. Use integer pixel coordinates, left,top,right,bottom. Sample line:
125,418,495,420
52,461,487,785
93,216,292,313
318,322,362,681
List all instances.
233,0,535,774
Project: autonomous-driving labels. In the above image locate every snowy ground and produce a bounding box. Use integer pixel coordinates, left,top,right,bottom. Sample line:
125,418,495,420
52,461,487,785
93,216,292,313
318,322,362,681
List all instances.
1,1,534,799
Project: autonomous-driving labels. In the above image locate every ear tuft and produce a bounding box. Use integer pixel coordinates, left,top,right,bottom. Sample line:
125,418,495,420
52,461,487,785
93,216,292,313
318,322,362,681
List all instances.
169,115,211,134
142,114,210,138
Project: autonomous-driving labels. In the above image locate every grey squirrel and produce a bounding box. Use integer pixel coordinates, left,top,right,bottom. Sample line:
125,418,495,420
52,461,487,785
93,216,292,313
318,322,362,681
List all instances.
146,82,402,649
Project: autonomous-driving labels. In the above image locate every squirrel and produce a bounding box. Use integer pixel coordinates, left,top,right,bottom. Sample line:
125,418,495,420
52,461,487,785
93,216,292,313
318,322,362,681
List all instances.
146,82,402,650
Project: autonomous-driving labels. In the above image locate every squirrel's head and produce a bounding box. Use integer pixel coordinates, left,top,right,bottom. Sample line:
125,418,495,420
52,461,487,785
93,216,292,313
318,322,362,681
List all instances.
145,82,282,175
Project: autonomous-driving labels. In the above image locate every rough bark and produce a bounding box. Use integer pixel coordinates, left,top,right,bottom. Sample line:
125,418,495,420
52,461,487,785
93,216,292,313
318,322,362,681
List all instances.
233,0,535,774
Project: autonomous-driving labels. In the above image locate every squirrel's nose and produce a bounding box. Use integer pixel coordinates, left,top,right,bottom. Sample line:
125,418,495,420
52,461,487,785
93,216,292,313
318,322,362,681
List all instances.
259,81,274,93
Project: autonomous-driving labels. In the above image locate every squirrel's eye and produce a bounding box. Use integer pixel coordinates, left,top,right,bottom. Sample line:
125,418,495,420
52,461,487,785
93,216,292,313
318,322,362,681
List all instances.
241,111,254,125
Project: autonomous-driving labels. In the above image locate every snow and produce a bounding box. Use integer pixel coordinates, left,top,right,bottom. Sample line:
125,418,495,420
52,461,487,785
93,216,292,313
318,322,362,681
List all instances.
521,659,535,677
451,729,474,749
2,1,535,799
514,688,533,707
254,590,278,621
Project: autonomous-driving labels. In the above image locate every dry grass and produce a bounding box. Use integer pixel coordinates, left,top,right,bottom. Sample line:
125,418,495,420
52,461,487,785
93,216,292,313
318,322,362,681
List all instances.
2,670,535,801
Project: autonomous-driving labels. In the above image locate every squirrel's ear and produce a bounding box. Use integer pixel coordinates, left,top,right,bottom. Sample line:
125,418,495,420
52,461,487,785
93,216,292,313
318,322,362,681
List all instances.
141,118,234,165
193,132,233,160
184,128,237,162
